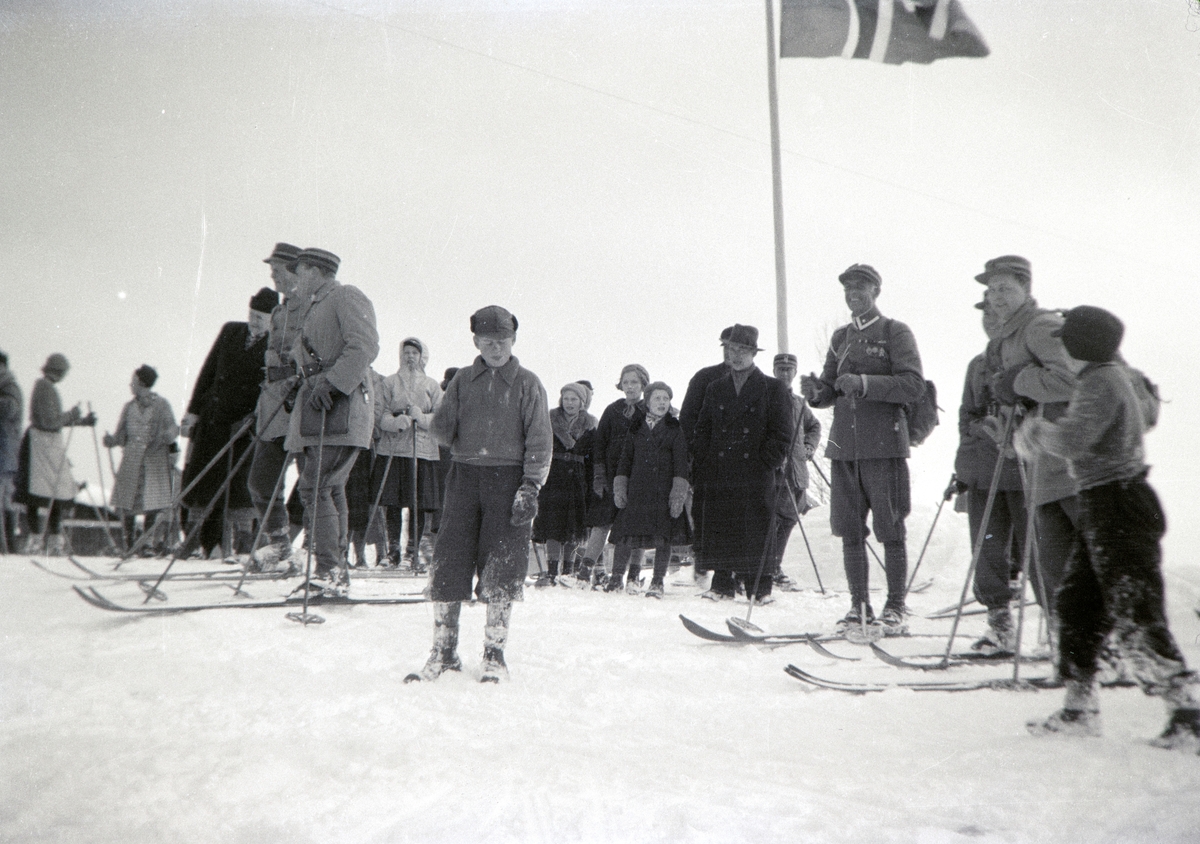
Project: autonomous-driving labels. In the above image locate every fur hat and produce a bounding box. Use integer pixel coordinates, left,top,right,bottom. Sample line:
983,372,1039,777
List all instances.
470,305,518,338
1052,306,1124,363
135,364,158,388
616,363,650,390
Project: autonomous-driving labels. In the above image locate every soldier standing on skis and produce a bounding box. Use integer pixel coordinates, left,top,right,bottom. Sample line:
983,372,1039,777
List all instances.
247,243,309,572
285,248,379,591
800,264,925,635
973,255,1078,632
953,296,1028,655
409,305,551,684
1018,306,1200,753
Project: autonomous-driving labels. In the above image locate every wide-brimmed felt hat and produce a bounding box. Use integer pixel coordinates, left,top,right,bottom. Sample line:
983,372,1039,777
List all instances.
722,324,763,352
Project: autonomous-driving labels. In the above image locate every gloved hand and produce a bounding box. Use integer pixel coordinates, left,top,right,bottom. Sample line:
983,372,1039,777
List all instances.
1013,418,1046,462
668,477,689,518
180,413,199,438
77,411,97,427
592,466,607,498
613,476,629,509
307,375,341,411
394,413,412,431
510,480,540,526
991,367,1023,406
944,476,968,501
102,432,117,448
834,373,865,398
66,405,82,425
804,443,816,459
799,374,820,403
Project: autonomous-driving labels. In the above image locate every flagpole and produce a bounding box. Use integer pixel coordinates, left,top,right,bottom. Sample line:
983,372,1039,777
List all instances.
764,0,788,354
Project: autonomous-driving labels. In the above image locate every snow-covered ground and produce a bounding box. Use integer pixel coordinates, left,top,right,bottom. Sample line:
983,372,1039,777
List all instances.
3,502,1200,844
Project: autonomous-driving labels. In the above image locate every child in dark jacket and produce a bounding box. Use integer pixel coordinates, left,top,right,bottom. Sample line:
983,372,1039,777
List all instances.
607,382,690,598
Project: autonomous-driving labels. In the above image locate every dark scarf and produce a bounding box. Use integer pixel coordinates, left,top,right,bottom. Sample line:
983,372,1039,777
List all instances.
551,407,596,450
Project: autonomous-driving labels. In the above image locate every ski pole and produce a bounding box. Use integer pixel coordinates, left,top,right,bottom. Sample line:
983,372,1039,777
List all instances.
87,403,121,554
118,413,254,561
362,452,394,565
409,419,419,565
793,516,824,594
937,410,1016,668
288,407,327,626
230,451,292,598
904,475,953,595
809,454,886,575
139,426,259,602
1012,420,1050,683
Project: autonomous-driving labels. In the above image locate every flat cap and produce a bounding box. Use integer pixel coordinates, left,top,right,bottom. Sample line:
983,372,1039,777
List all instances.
470,305,518,338
975,255,1031,285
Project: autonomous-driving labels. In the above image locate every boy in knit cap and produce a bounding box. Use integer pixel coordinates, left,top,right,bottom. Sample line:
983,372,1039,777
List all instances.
407,305,551,683
1017,306,1199,752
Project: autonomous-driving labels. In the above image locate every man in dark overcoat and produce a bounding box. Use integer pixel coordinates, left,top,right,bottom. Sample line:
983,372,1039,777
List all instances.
801,264,926,634
180,286,278,557
692,324,792,603
678,325,732,577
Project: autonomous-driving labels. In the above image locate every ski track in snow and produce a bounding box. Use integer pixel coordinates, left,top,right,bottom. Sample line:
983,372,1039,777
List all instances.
3,503,1199,843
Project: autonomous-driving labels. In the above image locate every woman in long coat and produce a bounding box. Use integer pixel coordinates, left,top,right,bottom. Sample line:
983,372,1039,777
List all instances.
373,338,442,569
180,288,276,557
16,353,93,554
608,382,689,597
105,365,180,554
533,382,596,586
577,364,648,585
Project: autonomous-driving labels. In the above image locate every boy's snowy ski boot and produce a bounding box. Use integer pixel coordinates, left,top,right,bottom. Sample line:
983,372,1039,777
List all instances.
404,602,462,683
645,577,664,599
480,599,511,683
1027,680,1101,737
1149,709,1200,753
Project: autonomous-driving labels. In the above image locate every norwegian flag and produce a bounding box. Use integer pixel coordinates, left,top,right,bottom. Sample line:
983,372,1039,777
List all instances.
780,0,988,64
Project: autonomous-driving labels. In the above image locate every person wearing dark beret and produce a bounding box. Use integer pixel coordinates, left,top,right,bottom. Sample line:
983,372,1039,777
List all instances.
178,287,279,558
1017,306,1200,752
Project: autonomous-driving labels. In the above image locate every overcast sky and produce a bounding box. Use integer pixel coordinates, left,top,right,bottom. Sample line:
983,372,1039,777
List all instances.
2,0,1198,558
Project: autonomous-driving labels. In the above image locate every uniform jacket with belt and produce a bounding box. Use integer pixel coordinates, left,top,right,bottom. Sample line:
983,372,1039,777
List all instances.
285,277,379,451
808,307,925,461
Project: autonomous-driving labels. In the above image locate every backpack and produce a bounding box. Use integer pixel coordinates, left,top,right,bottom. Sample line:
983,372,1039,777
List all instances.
903,378,940,447
834,318,940,447
883,318,939,447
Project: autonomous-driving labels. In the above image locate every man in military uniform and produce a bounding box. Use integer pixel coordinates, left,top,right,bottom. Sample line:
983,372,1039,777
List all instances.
801,264,925,634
